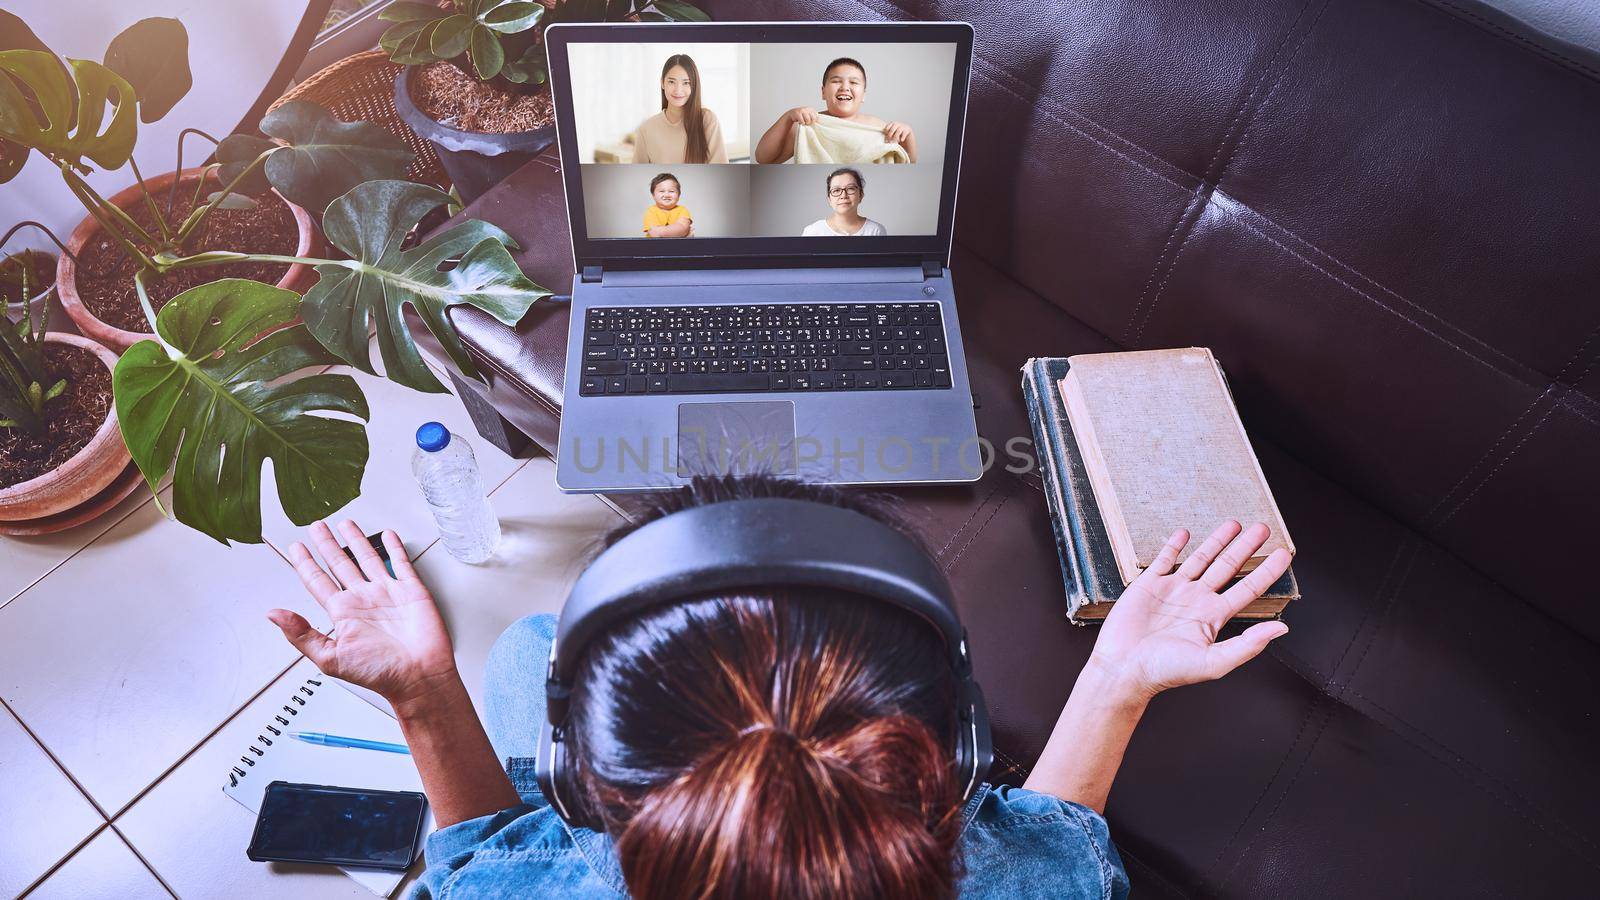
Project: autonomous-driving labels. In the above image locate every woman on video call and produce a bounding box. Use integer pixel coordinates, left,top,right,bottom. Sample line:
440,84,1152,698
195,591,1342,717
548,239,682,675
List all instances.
803,167,887,236
269,476,1292,899
632,53,727,164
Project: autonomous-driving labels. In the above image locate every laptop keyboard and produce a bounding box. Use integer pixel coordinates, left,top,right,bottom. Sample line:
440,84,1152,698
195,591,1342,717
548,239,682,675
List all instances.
577,303,953,396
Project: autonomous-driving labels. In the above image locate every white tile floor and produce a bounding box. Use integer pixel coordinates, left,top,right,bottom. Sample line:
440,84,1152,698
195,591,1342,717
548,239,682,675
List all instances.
0,359,621,898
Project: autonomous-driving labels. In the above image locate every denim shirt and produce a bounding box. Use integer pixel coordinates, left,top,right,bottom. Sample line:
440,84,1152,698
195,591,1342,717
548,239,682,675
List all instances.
412,768,1129,899
420,613,1130,899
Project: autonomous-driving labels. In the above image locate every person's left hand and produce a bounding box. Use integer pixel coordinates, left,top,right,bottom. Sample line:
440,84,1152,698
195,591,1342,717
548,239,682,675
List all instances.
267,520,458,708
1087,520,1291,702
883,121,914,145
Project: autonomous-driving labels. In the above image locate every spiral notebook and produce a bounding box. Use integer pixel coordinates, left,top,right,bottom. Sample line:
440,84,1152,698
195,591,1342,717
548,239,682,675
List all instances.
222,674,433,896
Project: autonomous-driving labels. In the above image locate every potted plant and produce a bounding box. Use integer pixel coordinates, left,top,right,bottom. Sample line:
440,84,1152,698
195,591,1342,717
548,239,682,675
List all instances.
382,0,707,203
1,13,551,545
1,244,55,325
0,13,416,351
0,290,132,530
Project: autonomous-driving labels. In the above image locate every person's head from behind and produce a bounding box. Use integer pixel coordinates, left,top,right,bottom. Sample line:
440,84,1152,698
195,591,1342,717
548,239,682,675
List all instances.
649,173,680,210
659,53,711,163
821,57,867,118
566,477,966,900
827,167,865,217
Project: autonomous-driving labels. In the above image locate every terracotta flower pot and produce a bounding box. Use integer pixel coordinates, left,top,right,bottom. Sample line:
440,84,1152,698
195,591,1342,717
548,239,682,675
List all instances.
0,332,132,524
56,167,322,352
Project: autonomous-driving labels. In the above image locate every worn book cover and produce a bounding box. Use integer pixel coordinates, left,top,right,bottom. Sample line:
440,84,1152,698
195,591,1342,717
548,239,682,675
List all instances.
1060,347,1295,586
1022,357,1297,623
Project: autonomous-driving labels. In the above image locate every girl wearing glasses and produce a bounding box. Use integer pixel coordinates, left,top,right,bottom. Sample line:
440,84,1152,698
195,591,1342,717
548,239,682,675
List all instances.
802,168,887,237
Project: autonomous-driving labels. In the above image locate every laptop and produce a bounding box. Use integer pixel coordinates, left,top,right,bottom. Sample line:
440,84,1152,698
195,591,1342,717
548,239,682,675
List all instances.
545,21,979,492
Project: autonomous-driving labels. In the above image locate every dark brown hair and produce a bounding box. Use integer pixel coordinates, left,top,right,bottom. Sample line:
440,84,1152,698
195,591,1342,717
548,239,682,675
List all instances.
660,53,711,164
824,56,867,85
649,172,680,194
569,476,965,900
827,167,865,196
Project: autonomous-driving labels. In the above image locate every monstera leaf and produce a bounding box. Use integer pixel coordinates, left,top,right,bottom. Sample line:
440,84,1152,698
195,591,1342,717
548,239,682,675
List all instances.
0,50,137,175
114,279,370,545
216,101,412,216
103,17,190,123
0,9,58,181
301,180,548,393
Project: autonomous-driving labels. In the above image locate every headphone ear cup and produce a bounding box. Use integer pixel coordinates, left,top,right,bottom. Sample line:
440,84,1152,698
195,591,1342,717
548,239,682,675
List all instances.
538,722,606,831
535,719,563,814
955,677,993,802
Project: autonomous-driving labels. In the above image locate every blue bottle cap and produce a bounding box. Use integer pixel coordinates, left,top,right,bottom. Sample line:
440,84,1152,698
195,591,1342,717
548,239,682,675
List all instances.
416,422,451,453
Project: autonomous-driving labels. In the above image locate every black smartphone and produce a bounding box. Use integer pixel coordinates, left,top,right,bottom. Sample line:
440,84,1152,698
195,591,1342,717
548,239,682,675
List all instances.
247,781,427,871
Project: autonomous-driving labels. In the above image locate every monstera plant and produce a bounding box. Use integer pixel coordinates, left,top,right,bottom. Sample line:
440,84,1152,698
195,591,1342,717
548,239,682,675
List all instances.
382,0,709,204
0,12,548,544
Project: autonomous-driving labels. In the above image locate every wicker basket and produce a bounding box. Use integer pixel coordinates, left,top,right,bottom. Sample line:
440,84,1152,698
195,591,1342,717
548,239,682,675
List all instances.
269,50,449,189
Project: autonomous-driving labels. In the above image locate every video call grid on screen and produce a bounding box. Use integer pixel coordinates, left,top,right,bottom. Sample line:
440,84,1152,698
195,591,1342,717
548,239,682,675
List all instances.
545,23,973,266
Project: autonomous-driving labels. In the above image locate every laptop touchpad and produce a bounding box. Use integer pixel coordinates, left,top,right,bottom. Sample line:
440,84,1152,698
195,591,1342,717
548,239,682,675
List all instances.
677,401,797,477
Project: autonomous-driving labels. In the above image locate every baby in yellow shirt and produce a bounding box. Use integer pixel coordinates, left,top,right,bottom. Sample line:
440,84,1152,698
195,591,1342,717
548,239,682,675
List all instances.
643,173,694,237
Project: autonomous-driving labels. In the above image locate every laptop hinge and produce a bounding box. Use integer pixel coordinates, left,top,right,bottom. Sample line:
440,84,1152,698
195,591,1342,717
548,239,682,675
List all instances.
922,260,943,280
581,265,603,283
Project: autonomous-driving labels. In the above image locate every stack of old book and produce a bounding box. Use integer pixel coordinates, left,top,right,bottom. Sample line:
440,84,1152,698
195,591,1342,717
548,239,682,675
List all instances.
1021,348,1298,623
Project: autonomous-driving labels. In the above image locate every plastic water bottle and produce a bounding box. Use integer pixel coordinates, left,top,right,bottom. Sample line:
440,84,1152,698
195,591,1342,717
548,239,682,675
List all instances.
411,422,502,564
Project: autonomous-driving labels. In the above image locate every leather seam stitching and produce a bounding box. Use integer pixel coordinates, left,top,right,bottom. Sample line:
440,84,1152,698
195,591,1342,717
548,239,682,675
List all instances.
1422,386,1555,523
1430,328,1600,523
1213,701,1339,891
1215,196,1580,395
1206,534,1415,885
968,55,1197,190
1219,212,1600,427
1115,841,1195,899
946,483,1017,570
1202,694,1323,881
844,0,1211,190
935,481,1006,559
964,65,1196,195
1350,688,1600,861
991,744,1031,777
1124,0,1326,345
1435,400,1561,525
1265,645,1600,869
1338,541,1424,697
1424,0,1600,83
860,0,1600,410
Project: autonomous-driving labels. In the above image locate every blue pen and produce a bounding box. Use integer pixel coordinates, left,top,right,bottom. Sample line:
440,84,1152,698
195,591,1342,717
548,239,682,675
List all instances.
288,731,412,755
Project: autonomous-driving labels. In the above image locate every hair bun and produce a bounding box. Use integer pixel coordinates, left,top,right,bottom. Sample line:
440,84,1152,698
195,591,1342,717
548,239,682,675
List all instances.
618,713,960,899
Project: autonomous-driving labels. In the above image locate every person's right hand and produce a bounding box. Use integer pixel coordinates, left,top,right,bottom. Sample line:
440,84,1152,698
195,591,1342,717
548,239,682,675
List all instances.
787,106,819,126
268,520,458,709
1087,520,1291,702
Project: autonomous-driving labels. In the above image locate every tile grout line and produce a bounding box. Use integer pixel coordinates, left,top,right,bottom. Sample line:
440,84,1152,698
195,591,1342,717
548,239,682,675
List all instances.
104,527,303,821
106,649,309,823
101,499,460,826
0,486,163,614
107,822,181,898
409,455,531,564
6,365,522,892
1,695,113,821
13,822,109,899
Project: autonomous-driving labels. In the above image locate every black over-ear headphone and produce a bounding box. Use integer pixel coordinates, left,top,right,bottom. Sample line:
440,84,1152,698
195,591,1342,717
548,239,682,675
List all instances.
535,497,993,831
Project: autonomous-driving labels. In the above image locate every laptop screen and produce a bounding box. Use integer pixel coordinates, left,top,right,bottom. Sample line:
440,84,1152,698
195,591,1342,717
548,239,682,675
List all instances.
546,23,973,270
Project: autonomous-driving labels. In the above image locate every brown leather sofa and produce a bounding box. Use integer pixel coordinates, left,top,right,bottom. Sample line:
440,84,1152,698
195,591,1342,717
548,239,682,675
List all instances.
432,0,1600,894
